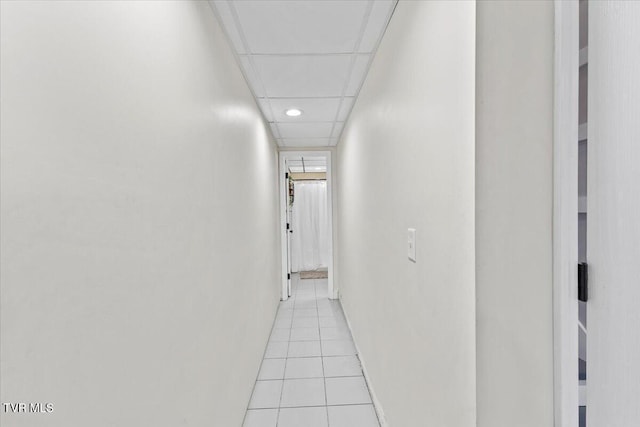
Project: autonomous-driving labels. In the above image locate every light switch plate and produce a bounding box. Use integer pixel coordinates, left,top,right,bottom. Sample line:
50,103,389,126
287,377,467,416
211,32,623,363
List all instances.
408,228,416,262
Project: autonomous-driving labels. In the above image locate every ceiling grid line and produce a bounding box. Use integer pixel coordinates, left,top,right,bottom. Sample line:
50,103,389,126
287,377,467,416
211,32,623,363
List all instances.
210,0,398,148
206,1,276,132
334,0,400,142
226,0,282,139
327,0,374,141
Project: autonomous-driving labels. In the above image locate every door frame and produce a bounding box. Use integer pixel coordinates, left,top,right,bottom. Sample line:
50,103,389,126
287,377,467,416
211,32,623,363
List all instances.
278,150,335,301
552,1,580,426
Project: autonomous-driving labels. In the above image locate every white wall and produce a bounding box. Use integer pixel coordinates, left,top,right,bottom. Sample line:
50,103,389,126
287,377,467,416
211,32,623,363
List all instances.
475,2,555,426
337,2,476,425
0,2,280,426
587,2,640,425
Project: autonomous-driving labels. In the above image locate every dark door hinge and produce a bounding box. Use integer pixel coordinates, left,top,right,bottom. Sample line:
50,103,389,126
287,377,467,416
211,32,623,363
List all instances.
285,172,289,179
578,262,588,302
287,273,291,280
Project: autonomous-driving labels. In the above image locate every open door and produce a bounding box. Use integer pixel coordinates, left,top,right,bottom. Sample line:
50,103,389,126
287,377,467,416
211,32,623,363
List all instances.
586,3,640,425
279,151,334,301
285,169,293,298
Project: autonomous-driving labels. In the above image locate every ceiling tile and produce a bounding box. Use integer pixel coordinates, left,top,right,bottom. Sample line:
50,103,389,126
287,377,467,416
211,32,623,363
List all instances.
345,54,371,96
358,0,396,53
287,156,327,172
233,1,369,54
250,55,352,98
267,98,341,122
290,157,326,166
289,165,327,173
278,122,334,139
269,123,281,139
336,97,355,121
257,99,274,122
210,0,399,148
210,1,247,54
239,57,265,97
281,138,336,147
331,122,345,138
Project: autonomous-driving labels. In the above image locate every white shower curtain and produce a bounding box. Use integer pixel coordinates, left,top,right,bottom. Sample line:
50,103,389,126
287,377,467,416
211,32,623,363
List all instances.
290,181,329,272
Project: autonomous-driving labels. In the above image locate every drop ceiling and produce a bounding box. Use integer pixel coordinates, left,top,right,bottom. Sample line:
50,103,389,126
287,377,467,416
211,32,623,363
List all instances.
209,0,397,147
287,156,327,173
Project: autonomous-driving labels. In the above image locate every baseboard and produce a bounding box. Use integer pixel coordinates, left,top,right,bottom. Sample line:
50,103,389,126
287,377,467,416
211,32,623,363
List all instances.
340,298,389,427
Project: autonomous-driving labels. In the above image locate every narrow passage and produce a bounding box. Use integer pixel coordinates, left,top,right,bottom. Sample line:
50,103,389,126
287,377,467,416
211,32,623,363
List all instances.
243,274,380,427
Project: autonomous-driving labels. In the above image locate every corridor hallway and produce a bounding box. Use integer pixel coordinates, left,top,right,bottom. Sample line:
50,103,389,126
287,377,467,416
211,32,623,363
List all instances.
9,1,639,426
243,274,379,427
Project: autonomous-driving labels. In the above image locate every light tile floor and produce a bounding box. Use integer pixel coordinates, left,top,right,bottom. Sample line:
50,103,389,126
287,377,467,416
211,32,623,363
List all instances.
243,275,380,427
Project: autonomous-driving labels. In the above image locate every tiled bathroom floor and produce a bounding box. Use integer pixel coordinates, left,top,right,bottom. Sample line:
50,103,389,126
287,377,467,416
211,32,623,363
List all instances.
243,275,380,427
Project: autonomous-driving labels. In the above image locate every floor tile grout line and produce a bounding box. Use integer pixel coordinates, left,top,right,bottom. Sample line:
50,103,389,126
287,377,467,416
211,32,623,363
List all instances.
336,296,382,427
242,294,293,427
311,278,332,427
245,402,377,411
275,275,299,426
279,374,364,380
246,275,362,426
291,277,321,417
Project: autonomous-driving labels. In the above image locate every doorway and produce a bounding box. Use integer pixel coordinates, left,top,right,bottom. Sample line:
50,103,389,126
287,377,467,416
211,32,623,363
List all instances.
279,151,334,301
577,1,588,425
555,2,640,426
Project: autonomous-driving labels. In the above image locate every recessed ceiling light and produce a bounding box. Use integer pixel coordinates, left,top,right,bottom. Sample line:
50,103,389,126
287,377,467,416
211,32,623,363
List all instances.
285,108,302,117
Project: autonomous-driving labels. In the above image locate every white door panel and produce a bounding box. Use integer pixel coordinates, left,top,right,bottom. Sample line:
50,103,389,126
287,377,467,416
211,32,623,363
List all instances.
587,3,640,425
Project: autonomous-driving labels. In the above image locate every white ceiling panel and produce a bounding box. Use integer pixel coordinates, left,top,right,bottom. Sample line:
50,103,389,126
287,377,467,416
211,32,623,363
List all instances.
233,1,369,54
209,0,397,147
359,0,396,53
331,122,345,139
289,156,326,163
258,99,274,122
239,57,264,97
267,98,341,123
269,123,281,139
287,156,327,172
281,138,336,148
345,54,372,96
288,165,327,172
278,122,334,139
337,97,355,121
250,55,352,98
